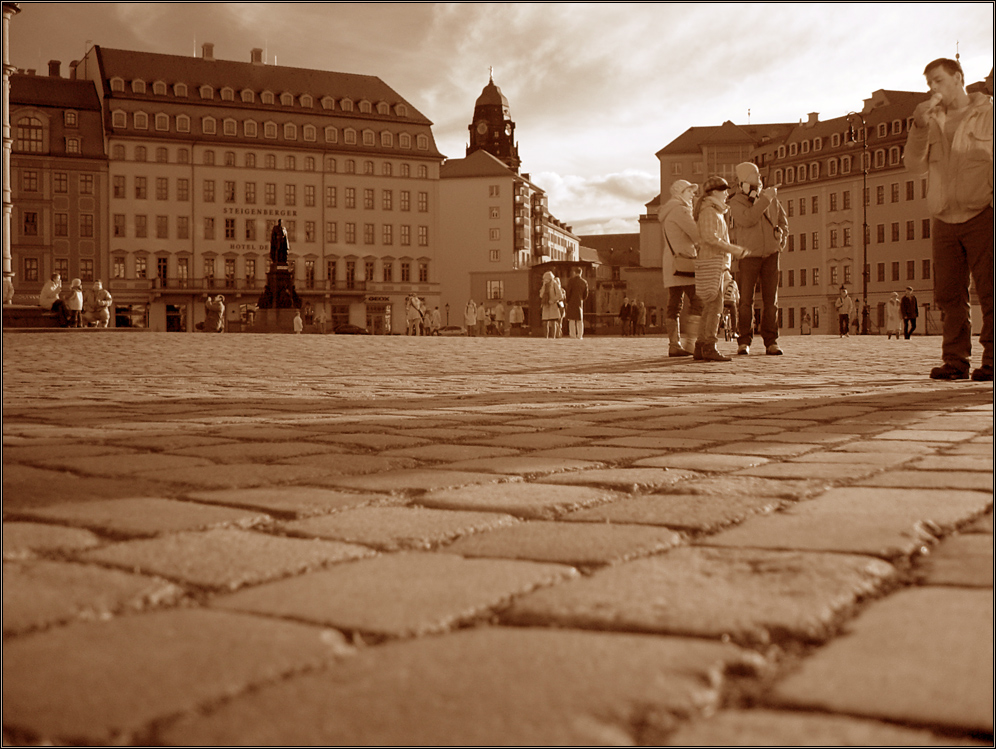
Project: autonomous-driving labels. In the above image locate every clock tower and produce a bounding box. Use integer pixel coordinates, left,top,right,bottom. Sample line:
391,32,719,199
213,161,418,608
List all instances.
466,73,520,172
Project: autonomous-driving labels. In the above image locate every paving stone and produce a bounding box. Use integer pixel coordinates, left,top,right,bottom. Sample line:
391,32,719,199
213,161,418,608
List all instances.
213,552,576,637
309,432,431,450
105,433,244,452
596,435,714,450
565,492,784,532
945,442,996,456
165,441,331,463
914,533,993,587
754,431,855,445
873,429,979,442
767,588,993,734
159,627,763,746
80,528,374,590
322,468,519,494
419,482,619,519
183,486,390,517
1,464,174,510
3,560,182,634
2,442,136,462
505,547,895,645
703,487,991,559
282,506,517,550
788,450,914,466
30,452,215,477
632,453,771,472
529,445,664,462
442,520,682,566
666,474,827,500
12,497,268,537
832,440,940,454
733,461,880,481
2,522,102,559
1,608,350,744
437,455,604,475
665,708,986,746
137,462,345,489
705,441,818,457
463,432,590,450
911,455,994,471
855,470,993,492
538,467,700,492
788,406,875,420
378,443,518,461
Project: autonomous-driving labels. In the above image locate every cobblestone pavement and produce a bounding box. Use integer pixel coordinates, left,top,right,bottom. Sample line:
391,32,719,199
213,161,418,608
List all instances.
2,330,993,746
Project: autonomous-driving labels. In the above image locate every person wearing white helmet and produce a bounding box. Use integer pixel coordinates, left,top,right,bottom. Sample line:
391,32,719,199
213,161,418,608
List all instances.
728,161,788,356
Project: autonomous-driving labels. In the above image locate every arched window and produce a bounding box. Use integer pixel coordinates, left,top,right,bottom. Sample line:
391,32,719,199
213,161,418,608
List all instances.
303,124,317,142
131,79,146,93
241,89,255,103
280,92,294,106
14,116,44,152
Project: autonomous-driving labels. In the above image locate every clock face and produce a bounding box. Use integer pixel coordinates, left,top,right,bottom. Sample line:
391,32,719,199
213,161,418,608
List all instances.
476,121,488,135
504,123,512,136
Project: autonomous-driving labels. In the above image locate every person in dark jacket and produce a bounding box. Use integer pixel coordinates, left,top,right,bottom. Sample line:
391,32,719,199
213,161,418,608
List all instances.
901,286,919,339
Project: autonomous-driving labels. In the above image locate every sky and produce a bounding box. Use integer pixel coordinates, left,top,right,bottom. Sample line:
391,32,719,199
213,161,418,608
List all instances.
8,2,994,235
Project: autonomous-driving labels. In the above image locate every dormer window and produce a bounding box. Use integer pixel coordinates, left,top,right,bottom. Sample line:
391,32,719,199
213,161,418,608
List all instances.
344,128,357,144
244,120,258,137
395,104,408,117
223,118,237,136
416,134,429,151
261,91,275,105
359,100,372,114
176,114,191,133
377,102,390,115
303,124,317,142
813,136,823,151
221,87,235,101
362,129,375,146
284,122,297,140
153,81,167,95
892,119,903,135
801,140,810,154
325,126,338,143
399,133,412,149
831,132,841,148
280,92,294,106
202,116,217,135
64,110,78,128
264,121,277,139
381,131,393,147
300,94,313,108
341,99,354,112
241,89,255,103
777,145,786,159
321,96,335,110
155,113,170,131
173,83,188,97
789,143,798,156
877,123,888,138
810,161,820,179
199,85,214,100
131,80,146,94
134,112,149,130
110,77,125,92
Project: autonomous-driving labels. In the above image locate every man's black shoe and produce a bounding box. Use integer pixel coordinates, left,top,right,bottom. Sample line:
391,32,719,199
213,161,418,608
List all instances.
971,364,993,382
930,364,969,380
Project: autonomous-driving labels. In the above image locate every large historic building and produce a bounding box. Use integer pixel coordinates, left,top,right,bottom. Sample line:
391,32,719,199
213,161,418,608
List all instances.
11,42,445,332
437,76,579,321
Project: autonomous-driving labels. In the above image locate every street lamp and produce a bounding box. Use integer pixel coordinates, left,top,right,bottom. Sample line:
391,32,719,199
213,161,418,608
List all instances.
445,303,449,326
846,111,869,334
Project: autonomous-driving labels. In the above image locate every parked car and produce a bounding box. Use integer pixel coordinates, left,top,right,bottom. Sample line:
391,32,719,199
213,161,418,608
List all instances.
438,325,466,336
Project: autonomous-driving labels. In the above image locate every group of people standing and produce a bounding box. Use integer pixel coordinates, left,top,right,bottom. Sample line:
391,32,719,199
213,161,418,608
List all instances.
617,297,648,336
540,266,588,339
659,160,786,363
38,273,112,328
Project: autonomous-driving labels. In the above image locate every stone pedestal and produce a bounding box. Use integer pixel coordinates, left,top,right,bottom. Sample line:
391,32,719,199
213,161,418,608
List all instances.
256,267,301,311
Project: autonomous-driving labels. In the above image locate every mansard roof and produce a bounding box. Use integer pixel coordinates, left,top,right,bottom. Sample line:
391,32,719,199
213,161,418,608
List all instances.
440,149,518,179
10,74,101,110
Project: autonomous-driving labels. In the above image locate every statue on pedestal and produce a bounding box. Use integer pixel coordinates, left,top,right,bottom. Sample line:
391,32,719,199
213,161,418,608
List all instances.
257,219,301,310
270,219,289,266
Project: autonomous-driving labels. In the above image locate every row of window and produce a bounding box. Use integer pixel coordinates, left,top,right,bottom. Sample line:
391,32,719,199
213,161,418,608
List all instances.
111,213,430,247
108,254,430,286
19,170,95,194
14,117,85,154
21,257,95,283
776,119,910,159
111,110,429,150
781,259,931,290
772,146,905,185
113,176,429,211
783,218,930,253
111,78,409,118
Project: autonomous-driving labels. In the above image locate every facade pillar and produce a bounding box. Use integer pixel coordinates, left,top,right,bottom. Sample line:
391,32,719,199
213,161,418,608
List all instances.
2,3,22,303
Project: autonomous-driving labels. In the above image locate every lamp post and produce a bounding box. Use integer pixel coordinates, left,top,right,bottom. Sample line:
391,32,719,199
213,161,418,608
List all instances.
445,302,449,326
846,111,869,334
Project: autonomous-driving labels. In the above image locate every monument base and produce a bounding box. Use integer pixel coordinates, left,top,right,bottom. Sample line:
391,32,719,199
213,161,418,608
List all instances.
256,267,301,311
251,307,299,333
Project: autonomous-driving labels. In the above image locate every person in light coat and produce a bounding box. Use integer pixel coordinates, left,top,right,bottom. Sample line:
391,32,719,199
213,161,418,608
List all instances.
659,179,703,356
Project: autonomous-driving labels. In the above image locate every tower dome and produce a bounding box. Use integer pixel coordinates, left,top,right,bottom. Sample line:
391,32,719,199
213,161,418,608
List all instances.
466,74,520,171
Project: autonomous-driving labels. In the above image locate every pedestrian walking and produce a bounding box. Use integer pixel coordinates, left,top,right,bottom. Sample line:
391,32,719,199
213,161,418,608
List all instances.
464,299,477,336
659,179,703,356
905,57,993,381
619,297,632,336
835,287,854,337
886,292,902,339
564,266,589,339
693,175,749,362
901,286,919,340
293,310,304,334
729,161,788,356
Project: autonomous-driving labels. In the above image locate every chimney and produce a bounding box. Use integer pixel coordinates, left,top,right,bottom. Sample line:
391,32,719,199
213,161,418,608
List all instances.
806,112,819,127
250,48,264,65
69,60,79,80
48,60,61,78
202,42,214,61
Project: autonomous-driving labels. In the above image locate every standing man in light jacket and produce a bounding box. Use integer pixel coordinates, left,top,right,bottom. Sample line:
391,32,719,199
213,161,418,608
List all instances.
659,179,703,357
904,58,993,382
729,162,788,356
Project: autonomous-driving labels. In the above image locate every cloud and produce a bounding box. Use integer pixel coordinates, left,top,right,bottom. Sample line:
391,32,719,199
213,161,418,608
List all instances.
531,169,659,236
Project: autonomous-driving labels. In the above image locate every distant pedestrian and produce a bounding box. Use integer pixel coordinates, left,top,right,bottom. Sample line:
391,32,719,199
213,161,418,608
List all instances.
692,175,748,361
509,303,524,334
293,310,304,334
540,271,564,339
619,297,632,336
905,56,992,381
886,292,902,339
901,286,919,339
835,287,853,337
314,307,327,334
659,179,702,356
464,299,477,336
493,300,506,336
564,266,589,339
66,278,84,328
429,306,441,335
476,300,487,336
